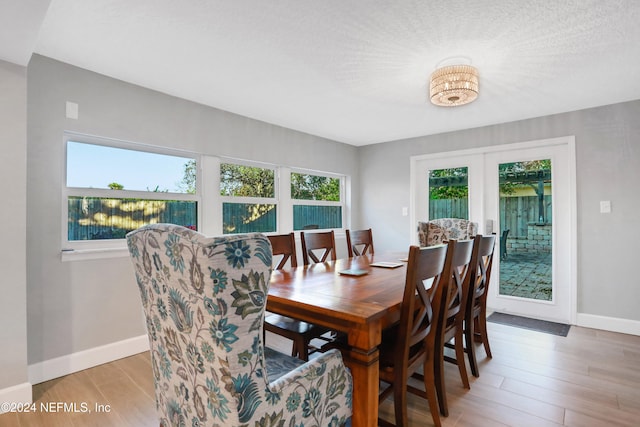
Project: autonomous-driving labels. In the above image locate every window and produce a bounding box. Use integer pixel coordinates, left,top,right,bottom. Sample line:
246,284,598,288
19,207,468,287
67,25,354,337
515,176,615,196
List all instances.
63,136,349,252
65,138,198,246
291,171,343,230
220,162,277,234
428,167,469,220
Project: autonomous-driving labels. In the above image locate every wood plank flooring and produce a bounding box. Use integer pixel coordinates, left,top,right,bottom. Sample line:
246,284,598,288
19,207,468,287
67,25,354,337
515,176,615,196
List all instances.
2,323,639,426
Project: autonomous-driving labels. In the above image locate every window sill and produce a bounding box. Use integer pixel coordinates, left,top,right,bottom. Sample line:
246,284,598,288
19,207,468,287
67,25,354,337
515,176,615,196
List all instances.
60,230,346,262
61,247,129,262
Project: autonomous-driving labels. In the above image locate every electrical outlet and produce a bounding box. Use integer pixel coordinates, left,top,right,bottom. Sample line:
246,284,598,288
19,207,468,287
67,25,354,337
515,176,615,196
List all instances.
600,200,611,214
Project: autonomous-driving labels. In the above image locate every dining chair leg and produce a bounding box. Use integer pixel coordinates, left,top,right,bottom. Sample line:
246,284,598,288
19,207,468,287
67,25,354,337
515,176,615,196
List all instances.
454,330,470,389
475,313,492,358
292,336,310,361
464,319,480,377
434,345,448,416
436,334,470,416
422,359,442,427
393,378,409,427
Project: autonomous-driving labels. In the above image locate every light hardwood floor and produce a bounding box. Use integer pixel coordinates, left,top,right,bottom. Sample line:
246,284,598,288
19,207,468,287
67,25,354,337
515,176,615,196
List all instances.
2,323,640,426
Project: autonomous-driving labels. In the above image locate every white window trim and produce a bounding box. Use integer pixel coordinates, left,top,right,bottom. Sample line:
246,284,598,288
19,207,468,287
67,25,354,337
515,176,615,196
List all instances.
200,155,220,236
278,167,293,232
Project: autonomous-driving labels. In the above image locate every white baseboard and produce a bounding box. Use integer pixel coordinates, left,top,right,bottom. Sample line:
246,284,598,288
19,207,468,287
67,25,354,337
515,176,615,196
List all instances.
0,382,32,414
576,313,640,336
28,335,149,385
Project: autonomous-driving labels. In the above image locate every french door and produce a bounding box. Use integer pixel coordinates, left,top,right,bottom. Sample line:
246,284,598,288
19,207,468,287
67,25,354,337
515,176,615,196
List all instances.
411,137,576,324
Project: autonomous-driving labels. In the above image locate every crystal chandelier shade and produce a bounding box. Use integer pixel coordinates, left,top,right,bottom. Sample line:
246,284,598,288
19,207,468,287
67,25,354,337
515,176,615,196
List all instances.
429,65,479,107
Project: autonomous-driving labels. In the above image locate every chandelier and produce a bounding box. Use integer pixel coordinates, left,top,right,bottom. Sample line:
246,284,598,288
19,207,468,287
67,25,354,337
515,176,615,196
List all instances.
429,64,479,107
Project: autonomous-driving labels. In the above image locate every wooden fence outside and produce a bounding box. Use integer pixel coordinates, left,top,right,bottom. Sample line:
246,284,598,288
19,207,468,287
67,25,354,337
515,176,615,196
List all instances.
499,195,552,237
430,195,552,237
68,197,197,240
293,205,342,230
68,197,343,239
222,203,276,233
429,199,469,221
222,204,342,233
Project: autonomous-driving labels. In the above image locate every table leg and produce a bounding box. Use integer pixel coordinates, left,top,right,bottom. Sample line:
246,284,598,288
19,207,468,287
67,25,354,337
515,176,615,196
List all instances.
343,346,379,427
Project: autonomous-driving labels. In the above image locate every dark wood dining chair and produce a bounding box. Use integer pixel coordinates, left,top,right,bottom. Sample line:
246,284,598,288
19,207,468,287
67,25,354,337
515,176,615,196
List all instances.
300,230,337,265
264,233,331,361
435,238,474,417
346,228,374,257
377,241,454,427
464,234,496,377
268,232,298,269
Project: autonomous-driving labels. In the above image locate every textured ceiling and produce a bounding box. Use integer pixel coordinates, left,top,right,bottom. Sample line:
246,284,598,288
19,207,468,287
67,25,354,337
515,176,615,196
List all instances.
5,0,640,145
0,0,50,65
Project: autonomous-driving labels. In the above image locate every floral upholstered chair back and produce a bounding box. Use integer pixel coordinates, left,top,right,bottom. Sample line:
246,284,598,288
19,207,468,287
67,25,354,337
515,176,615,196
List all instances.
418,218,479,247
127,224,352,427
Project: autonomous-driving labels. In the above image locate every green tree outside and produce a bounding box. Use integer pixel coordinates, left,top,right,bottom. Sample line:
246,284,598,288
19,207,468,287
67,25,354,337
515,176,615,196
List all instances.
178,159,197,194
220,163,274,197
429,167,468,199
291,173,340,201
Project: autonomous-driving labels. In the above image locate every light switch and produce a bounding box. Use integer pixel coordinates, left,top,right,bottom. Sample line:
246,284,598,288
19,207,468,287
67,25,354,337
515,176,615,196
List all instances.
402,207,408,216
66,101,79,119
485,219,494,235
600,200,611,214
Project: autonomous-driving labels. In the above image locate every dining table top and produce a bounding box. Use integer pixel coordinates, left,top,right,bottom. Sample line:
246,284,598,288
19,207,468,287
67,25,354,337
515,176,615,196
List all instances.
267,253,409,334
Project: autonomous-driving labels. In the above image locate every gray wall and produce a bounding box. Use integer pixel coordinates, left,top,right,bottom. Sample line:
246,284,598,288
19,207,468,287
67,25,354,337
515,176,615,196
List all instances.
0,60,29,390
358,101,640,321
26,55,359,364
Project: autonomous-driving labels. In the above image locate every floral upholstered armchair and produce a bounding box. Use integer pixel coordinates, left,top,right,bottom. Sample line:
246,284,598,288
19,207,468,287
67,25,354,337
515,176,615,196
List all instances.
417,218,478,247
127,224,352,427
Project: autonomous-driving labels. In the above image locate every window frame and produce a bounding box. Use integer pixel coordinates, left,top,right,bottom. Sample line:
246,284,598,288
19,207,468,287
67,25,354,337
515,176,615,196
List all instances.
62,133,201,254
290,168,345,231
218,158,279,235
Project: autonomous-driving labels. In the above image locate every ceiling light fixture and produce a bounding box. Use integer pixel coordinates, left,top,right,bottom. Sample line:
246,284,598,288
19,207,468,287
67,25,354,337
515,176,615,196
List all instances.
429,64,479,107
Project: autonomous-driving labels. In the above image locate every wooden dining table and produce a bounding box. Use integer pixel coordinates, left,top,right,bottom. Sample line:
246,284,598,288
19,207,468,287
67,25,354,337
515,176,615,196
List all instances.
267,253,408,427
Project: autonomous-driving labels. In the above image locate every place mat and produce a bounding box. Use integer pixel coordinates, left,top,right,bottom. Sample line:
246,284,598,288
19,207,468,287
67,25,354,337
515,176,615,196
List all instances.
369,261,404,268
338,268,368,276
487,312,571,337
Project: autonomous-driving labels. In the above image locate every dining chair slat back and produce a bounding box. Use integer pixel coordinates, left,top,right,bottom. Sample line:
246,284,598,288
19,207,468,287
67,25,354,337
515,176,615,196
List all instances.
346,228,374,257
300,230,337,265
268,232,298,269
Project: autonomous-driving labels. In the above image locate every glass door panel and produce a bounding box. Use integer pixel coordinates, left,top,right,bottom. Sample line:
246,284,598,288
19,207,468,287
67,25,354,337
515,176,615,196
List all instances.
498,160,553,301
428,167,469,220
